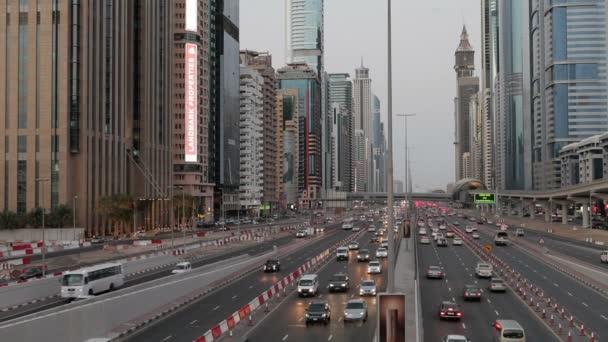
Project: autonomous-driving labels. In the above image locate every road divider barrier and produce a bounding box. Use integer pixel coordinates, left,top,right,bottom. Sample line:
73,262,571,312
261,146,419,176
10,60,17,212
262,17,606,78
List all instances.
448,223,597,342
191,228,367,342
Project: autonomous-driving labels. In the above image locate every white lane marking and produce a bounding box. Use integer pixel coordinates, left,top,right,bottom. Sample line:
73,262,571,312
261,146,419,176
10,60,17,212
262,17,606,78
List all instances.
162,336,173,342
338,317,343,322
249,285,254,289
232,295,238,300
495,310,500,316
213,306,220,311
328,335,333,341
452,297,456,302
553,283,559,287
282,334,289,341
298,317,304,322
487,299,492,303
567,292,573,297
190,320,198,325
582,302,589,307
462,323,467,329
601,315,608,321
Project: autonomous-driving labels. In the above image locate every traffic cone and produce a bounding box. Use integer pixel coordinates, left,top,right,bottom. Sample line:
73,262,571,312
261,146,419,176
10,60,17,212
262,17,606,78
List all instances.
276,292,281,302
542,309,547,319
557,323,563,335
590,332,596,342
554,303,559,312
579,325,585,336
549,315,555,326
569,316,575,327
264,302,270,312
535,303,541,312
568,330,573,342
248,315,254,326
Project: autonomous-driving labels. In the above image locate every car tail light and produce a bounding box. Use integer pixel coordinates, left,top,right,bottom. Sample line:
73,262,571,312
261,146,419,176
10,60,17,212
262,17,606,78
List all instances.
465,292,470,296
456,312,462,317
448,308,453,311
440,311,446,316
477,292,481,295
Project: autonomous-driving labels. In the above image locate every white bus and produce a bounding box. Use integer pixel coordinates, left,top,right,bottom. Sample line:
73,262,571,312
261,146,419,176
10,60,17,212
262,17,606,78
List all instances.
60,262,124,299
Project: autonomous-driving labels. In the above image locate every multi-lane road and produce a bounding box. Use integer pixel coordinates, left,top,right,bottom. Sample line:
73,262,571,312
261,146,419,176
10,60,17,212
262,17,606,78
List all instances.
243,223,383,342
126,222,363,342
457,217,608,338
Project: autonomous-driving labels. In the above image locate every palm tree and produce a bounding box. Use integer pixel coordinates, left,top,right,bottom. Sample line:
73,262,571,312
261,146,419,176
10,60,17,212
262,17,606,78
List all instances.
47,204,73,228
0,210,20,230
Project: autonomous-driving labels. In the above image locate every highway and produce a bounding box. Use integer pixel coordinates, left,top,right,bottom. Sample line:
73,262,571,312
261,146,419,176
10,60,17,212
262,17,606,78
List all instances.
0,232,300,323
243,223,383,342
467,212,608,269
417,212,554,341
449,216,608,338
126,222,361,342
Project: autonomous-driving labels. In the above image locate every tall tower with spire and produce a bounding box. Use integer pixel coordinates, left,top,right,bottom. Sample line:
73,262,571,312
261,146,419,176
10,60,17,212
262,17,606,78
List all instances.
453,26,479,181
353,61,372,192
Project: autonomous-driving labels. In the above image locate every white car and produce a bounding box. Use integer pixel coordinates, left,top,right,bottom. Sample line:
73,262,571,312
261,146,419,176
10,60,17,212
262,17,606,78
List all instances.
376,248,388,258
600,251,608,263
465,226,476,233
452,237,463,246
475,262,493,278
439,224,447,230
172,262,192,274
296,230,307,238
420,236,431,244
367,261,382,274
418,228,427,235
472,232,480,239
369,225,377,232
353,226,361,232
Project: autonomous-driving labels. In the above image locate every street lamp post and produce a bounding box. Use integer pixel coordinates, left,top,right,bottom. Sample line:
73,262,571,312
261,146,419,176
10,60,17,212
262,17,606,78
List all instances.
36,178,50,276
73,195,78,241
397,113,416,218
386,0,396,293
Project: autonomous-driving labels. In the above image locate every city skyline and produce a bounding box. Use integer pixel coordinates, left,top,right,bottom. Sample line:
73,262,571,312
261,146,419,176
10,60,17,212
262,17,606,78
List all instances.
241,0,483,191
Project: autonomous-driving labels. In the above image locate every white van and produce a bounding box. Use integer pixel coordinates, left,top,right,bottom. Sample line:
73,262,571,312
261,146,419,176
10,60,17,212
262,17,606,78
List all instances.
601,251,608,263
336,247,349,261
297,274,319,297
492,320,525,342
172,262,192,274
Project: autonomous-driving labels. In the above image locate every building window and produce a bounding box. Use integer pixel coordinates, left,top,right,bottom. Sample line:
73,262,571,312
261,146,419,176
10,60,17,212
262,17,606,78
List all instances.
17,160,27,214
69,0,80,151
18,8,28,129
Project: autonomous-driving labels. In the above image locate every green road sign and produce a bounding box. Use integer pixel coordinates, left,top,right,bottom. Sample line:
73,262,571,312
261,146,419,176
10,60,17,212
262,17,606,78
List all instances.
474,193,496,204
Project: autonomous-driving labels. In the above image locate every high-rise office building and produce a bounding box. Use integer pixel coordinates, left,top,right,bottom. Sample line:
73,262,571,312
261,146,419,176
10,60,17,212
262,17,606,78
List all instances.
285,0,324,77
277,89,300,207
371,95,386,192
495,1,532,190
277,63,322,209
353,129,367,192
330,103,352,191
239,66,264,211
481,0,499,189
530,0,608,190
327,73,353,192
172,0,214,224
210,0,241,217
353,63,373,192
240,50,278,213
0,1,173,236
453,26,480,182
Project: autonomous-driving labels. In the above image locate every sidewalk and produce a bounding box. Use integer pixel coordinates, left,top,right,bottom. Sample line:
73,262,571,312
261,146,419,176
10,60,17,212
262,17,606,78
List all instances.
465,209,608,246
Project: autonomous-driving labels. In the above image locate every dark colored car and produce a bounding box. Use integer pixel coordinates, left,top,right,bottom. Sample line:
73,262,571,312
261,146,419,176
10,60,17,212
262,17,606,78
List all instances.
437,238,449,247
328,273,350,292
305,301,331,325
426,266,444,279
369,237,379,243
263,259,281,272
19,267,43,280
439,301,463,320
477,219,485,224
357,249,370,262
462,285,482,301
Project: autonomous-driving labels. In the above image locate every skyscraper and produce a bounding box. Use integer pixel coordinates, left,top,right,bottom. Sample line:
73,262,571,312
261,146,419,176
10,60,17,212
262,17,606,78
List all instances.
0,1,173,236
285,0,324,77
210,0,241,217
277,89,300,207
277,63,322,209
239,66,264,211
454,27,480,182
530,0,608,190
172,0,214,224
240,50,279,213
327,73,353,192
481,0,499,189
353,63,373,192
495,1,532,190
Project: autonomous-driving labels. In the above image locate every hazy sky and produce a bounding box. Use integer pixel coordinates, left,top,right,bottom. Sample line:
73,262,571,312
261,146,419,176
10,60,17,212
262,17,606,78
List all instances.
241,0,481,191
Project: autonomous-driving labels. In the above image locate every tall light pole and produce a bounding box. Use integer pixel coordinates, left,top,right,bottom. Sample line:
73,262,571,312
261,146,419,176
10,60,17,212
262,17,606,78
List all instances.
72,195,78,241
386,0,396,293
397,113,416,217
35,178,50,276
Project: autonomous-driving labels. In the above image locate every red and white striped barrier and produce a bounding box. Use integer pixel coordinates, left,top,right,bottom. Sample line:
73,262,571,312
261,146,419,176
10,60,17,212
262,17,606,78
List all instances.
192,229,366,342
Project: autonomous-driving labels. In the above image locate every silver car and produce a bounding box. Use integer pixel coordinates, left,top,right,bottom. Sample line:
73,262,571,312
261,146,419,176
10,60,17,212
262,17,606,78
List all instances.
489,277,507,292
359,279,377,296
343,299,368,322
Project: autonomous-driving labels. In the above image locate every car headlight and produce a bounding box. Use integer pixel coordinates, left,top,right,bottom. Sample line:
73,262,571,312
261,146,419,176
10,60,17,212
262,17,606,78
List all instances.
298,289,302,292
329,284,334,287
305,313,309,318
341,283,346,287
321,313,326,318
360,289,364,294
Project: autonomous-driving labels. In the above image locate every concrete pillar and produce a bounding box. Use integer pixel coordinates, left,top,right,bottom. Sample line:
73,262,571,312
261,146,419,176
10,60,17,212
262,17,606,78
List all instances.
582,203,590,228
518,201,525,218
544,203,551,222
529,202,535,219
561,204,568,225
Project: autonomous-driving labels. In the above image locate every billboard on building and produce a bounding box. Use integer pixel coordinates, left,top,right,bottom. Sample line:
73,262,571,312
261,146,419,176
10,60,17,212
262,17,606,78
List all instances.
474,193,496,203
185,0,197,32
185,43,198,163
